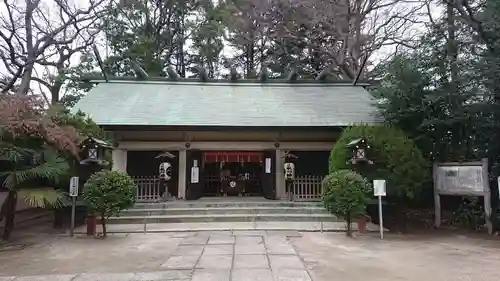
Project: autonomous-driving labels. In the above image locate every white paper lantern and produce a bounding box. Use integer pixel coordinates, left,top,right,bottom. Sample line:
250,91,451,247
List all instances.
159,162,172,181
284,162,295,181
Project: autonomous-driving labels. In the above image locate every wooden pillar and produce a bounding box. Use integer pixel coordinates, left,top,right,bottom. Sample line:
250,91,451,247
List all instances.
178,150,187,199
276,150,286,199
112,149,127,173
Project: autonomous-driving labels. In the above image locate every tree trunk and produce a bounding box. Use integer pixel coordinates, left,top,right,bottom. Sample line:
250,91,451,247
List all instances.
346,213,352,237
101,212,107,237
0,195,8,222
2,191,18,240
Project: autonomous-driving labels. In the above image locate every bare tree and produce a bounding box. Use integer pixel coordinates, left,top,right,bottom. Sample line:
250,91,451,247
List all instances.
0,0,106,101
442,0,499,52
231,0,426,80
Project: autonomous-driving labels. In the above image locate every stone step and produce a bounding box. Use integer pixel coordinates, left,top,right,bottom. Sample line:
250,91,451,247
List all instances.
76,221,383,233
104,213,339,224
122,206,329,216
133,200,323,209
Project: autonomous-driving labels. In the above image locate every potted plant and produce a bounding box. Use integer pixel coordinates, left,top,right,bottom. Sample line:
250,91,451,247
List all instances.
82,170,137,237
356,214,371,234
85,213,97,236
321,169,372,237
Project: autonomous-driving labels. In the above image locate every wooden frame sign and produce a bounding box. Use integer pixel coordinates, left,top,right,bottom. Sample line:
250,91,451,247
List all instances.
433,158,492,234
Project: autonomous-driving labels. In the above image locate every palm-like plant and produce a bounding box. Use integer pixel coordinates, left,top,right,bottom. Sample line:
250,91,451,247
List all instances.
0,94,81,240
0,142,72,239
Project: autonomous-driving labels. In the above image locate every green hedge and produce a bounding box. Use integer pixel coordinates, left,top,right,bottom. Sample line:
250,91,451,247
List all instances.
330,125,429,202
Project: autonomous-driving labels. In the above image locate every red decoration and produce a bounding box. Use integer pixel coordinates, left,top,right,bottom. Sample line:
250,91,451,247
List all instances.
204,152,263,163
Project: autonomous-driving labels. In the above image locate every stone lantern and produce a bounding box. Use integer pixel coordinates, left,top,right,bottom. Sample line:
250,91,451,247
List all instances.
346,138,373,165
79,136,112,165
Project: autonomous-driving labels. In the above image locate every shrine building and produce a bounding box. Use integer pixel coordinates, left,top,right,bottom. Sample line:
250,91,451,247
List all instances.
73,77,379,201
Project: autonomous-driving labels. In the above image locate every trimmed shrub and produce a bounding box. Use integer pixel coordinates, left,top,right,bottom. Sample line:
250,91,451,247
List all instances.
322,169,372,236
330,125,429,203
83,170,137,237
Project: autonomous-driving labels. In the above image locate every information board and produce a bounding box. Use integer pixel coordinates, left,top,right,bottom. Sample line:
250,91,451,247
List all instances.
435,165,484,193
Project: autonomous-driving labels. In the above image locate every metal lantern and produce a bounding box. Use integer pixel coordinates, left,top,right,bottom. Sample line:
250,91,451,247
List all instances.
346,138,373,165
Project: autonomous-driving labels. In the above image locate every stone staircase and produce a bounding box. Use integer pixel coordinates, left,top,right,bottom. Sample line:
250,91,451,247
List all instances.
86,198,380,233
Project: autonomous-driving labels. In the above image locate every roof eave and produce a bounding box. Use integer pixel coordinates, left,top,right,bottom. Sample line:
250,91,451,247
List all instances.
79,75,371,86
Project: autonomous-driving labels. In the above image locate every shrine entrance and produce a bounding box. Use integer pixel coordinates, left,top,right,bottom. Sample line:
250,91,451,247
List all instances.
202,151,265,197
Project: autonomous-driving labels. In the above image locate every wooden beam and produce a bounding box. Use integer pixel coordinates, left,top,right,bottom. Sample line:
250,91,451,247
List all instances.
230,67,238,81
167,66,180,81
129,60,149,80
198,67,209,81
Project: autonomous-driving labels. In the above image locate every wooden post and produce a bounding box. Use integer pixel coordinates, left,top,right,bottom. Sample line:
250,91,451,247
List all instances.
433,163,441,228
482,158,493,235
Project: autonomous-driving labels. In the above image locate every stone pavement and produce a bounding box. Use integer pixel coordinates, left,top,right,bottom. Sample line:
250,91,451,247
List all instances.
0,231,312,281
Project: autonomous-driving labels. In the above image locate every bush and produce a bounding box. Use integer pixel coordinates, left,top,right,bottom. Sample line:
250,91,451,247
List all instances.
321,170,372,236
330,125,429,203
83,170,137,237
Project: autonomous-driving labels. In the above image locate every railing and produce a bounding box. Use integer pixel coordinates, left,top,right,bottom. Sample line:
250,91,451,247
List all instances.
292,175,324,201
133,176,162,202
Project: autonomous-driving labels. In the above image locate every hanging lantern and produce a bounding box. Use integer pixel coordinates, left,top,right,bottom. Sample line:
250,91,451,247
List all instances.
281,151,298,181
284,162,295,181
155,151,176,181
159,162,172,181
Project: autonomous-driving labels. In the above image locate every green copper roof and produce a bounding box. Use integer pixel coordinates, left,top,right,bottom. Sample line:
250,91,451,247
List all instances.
73,81,380,127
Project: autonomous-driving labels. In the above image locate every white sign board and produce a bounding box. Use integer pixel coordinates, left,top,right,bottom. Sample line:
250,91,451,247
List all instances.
69,176,79,197
265,158,271,174
373,180,386,197
435,165,484,193
191,167,199,183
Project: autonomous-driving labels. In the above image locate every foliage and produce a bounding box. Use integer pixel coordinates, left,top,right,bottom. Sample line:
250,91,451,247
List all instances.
330,125,429,203
0,95,79,155
449,197,484,230
52,109,106,140
60,53,100,108
373,28,490,162
321,170,372,236
0,95,80,240
83,170,137,237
